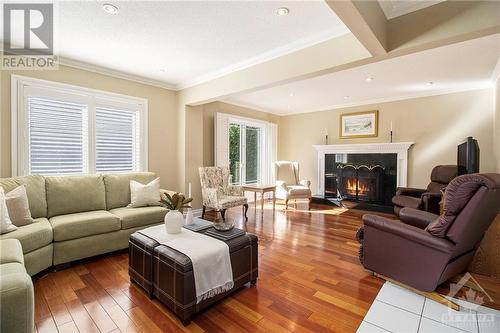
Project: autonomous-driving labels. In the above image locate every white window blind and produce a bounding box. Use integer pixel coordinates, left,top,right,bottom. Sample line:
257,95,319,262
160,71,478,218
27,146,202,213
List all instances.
95,106,140,173
12,75,148,176
29,97,88,175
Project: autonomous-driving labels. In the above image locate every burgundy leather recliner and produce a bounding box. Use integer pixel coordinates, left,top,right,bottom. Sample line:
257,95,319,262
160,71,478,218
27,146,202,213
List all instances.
358,173,500,292
392,165,457,216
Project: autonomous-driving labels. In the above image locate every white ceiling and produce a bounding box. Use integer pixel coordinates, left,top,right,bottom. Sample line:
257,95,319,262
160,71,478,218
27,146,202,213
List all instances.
52,1,347,89
224,34,500,115
377,0,446,19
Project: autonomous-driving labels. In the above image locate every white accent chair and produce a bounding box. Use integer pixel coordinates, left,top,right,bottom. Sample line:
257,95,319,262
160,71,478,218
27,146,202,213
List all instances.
274,161,312,209
198,167,249,220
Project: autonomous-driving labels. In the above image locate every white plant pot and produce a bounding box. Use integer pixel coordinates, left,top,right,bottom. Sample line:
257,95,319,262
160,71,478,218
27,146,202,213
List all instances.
165,210,183,234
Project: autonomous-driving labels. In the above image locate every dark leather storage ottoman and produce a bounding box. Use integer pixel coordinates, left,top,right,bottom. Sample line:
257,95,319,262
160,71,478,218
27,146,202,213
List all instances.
129,230,258,325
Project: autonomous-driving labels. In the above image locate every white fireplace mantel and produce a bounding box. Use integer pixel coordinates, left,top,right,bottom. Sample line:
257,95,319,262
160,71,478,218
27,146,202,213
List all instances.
312,142,414,196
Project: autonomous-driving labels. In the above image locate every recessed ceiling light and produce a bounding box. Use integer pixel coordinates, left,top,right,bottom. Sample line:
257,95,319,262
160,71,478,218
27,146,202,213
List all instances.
289,93,294,97
366,77,374,82
102,3,119,14
343,96,350,100
276,7,290,16
426,81,434,86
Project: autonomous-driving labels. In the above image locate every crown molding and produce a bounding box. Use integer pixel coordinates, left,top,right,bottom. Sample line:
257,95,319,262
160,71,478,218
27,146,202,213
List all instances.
55,29,349,92
176,29,350,90
58,57,178,91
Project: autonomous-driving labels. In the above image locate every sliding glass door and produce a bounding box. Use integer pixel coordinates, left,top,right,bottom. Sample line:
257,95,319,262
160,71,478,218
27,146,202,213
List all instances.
229,122,261,185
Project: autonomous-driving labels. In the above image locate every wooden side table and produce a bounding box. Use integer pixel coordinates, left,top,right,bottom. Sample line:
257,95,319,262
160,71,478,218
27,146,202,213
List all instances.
242,185,276,215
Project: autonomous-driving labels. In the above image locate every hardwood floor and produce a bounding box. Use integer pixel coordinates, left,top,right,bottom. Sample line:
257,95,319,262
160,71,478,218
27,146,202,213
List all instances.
32,202,499,332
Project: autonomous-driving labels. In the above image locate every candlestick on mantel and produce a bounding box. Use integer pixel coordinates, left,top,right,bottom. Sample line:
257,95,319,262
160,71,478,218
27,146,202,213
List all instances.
390,121,393,143
188,182,192,198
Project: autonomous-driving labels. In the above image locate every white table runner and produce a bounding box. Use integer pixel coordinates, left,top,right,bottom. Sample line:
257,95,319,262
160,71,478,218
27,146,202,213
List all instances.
139,225,234,303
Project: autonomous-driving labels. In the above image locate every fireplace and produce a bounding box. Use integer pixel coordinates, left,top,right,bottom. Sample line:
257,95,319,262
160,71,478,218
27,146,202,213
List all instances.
325,153,397,205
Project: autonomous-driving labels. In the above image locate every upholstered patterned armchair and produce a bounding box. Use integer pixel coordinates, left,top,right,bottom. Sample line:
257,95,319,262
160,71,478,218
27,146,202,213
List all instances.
198,167,248,220
274,161,312,209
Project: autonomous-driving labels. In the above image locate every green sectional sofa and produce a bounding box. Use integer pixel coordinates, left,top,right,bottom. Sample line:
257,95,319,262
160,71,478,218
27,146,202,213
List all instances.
0,239,34,333
0,172,169,276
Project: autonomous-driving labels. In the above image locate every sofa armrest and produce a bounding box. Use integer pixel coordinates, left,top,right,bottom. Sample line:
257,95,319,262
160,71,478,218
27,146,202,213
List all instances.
299,179,311,188
0,267,34,333
0,239,24,265
399,208,439,229
362,214,453,254
395,187,427,197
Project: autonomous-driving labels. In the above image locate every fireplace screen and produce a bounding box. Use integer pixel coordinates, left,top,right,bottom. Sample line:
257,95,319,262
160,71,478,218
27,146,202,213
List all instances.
325,153,397,205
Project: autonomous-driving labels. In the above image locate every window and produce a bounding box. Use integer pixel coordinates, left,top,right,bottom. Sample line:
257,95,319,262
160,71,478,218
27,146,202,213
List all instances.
228,123,261,185
215,112,277,186
12,75,148,176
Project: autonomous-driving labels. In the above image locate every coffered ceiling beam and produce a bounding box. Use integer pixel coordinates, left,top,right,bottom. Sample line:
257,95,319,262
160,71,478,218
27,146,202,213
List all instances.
325,0,388,56
387,0,500,55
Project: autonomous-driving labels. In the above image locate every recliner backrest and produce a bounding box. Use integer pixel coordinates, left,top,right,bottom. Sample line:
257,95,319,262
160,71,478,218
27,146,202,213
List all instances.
426,174,500,256
426,165,457,193
445,174,500,256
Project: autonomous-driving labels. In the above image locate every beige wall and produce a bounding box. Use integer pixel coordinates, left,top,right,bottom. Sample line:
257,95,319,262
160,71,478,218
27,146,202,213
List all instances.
0,66,180,190
278,88,496,194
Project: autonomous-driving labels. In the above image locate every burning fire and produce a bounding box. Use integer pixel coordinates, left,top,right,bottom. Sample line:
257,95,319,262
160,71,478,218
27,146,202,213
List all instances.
346,179,368,196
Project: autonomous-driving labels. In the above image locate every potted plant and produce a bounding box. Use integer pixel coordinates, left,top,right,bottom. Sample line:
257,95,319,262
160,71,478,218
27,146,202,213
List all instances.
161,192,193,234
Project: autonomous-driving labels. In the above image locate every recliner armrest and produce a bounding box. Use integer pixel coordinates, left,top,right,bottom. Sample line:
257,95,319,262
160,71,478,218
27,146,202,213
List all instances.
395,187,427,197
362,214,453,254
399,208,438,229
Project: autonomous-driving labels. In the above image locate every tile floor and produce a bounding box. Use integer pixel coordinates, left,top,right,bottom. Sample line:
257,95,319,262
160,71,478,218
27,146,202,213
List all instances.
357,282,500,333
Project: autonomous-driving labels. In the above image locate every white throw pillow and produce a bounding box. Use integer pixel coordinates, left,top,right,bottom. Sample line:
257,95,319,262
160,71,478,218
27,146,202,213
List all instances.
0,187,17,234
5,185,34,226
128,178,161,208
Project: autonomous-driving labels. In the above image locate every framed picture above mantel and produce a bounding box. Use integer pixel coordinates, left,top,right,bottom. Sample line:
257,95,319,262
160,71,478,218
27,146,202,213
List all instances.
340,110,378,139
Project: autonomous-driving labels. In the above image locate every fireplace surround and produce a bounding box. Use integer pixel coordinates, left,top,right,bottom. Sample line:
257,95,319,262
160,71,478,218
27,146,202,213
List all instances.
313,143,414,206
325,153,397,205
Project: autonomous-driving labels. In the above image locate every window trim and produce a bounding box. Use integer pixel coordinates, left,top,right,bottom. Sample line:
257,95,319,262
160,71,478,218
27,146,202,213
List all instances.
215,112,277,186
11,74,148,176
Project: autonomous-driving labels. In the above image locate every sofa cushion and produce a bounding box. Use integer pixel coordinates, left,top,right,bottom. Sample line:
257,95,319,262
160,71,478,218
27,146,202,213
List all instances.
46,175,106,217
0,175,47,218
286,185,311,196
49,210,120,242
392,195,422,209
0,218,53,254
103,172,157,210
109,206,168,230
0,239,24,265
